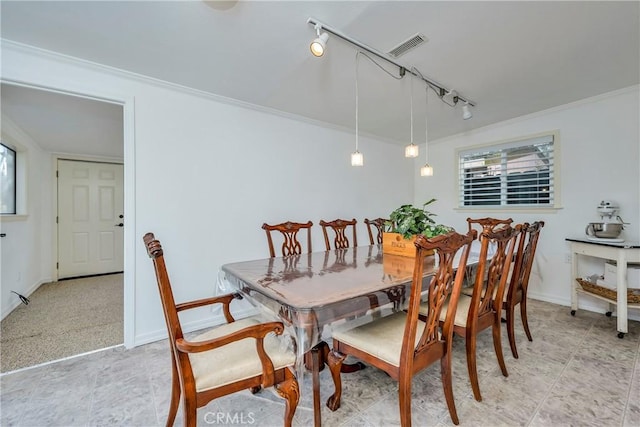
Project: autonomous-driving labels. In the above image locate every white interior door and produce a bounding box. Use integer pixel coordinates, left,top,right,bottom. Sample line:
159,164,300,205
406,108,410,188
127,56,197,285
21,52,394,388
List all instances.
58,159,124,279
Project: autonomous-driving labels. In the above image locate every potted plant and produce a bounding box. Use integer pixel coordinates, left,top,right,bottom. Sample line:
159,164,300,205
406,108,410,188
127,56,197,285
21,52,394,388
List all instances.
383,199,454,257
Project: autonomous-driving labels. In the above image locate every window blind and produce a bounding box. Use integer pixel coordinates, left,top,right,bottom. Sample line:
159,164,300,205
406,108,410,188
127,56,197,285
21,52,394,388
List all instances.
458,134,554,207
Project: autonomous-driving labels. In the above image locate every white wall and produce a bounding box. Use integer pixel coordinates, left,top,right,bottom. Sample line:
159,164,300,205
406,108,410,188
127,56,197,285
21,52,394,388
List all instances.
1,42,414,345
415,86,640,314
0,115,52,318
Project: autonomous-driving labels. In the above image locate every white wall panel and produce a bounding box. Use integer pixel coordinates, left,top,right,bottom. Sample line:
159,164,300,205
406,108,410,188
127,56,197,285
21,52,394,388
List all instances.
414,86,640,316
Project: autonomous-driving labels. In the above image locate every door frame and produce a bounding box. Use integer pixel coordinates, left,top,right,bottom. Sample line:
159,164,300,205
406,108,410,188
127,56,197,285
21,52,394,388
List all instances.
3,78,136,349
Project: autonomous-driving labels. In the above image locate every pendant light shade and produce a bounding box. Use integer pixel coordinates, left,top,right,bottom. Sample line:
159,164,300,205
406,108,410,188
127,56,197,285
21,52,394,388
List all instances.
420,164,434,176
405,143,419,158
351,150,364,166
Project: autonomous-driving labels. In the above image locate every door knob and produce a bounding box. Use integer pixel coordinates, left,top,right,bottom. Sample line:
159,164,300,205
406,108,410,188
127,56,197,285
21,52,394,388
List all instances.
119,214,124,219
115,223,124,227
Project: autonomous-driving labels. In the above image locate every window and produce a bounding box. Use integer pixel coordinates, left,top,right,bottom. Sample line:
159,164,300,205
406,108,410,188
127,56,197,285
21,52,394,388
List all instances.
458,133,556,208
1,143,17,214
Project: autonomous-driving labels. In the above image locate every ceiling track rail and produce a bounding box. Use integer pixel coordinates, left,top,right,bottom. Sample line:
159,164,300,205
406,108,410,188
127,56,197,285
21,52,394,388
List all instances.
307,17,476,107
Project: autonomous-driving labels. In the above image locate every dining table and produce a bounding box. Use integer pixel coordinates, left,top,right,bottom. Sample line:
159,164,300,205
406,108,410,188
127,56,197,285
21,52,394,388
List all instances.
219,244,478,426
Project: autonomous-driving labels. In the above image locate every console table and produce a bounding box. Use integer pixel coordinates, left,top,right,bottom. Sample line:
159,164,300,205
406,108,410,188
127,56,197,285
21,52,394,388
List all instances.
566,237,640,338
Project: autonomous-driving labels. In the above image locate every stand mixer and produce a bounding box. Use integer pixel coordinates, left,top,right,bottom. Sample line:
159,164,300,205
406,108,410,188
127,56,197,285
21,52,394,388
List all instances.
585,200,627,241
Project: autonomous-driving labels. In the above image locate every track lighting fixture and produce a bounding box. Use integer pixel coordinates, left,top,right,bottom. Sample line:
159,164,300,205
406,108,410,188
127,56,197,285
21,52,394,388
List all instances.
306,17,475,168
310,24,329,57
462,102,473,120
307,17,475,109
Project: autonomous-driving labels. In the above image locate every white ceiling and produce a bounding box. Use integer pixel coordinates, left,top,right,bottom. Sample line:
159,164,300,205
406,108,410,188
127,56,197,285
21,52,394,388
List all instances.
1,1,638,154
1,84,124,158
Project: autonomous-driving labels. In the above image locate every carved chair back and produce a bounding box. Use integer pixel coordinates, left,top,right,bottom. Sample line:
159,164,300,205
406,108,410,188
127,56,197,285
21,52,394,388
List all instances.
319,218,357,250
467,217,513,241
262,221,313,258
403,230,477,369
364,217,388,245
469,225,522,325
512,221,544,297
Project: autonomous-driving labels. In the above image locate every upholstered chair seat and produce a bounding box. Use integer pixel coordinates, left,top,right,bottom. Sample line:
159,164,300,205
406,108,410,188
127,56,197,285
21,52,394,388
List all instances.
331,312,426,367
189,317,296,392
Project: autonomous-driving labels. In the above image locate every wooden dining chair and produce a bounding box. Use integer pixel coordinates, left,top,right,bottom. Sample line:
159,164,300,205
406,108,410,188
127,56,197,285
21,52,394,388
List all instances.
319,218,357,250
262,221,313,257
143,233,299,427
364,217,388,245
326,229,477,426
502,221,544,358
424,225,521,402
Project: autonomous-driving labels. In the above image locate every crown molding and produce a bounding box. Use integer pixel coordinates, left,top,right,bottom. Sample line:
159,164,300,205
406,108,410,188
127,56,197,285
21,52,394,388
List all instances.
2,39,402,147
432,84,639,145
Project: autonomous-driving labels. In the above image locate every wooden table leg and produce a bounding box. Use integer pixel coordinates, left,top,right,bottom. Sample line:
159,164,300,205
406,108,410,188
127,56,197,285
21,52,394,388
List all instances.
306,341,365,373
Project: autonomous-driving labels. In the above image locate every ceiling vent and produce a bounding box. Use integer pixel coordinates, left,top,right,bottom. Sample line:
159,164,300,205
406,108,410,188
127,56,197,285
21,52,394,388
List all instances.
387,33,428,58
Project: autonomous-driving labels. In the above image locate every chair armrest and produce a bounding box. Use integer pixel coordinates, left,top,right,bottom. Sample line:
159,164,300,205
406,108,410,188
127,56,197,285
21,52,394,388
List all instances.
176,292,243,323
175,321,287,387
176,321,284,353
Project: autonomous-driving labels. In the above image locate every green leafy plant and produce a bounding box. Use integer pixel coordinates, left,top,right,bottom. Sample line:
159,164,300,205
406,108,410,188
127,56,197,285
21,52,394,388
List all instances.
386,199,454,239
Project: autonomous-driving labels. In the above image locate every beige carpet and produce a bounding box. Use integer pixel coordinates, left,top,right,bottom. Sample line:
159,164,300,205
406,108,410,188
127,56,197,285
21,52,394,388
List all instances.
0,273,123,372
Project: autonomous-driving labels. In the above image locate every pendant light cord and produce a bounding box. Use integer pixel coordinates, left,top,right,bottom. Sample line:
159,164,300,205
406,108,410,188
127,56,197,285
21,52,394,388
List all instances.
355,51,360,152
424,76,429,162
410,72,414,144
412,67,429,162
358,52,404,80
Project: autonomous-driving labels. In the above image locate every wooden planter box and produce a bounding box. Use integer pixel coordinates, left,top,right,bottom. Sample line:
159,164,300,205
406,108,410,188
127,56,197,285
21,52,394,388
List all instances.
382,232,417,257
382,232,436,258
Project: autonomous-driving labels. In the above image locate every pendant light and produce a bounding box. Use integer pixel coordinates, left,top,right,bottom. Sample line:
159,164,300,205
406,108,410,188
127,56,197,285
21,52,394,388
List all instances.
405,74,419,158
351,52,363,166
420,85,434,177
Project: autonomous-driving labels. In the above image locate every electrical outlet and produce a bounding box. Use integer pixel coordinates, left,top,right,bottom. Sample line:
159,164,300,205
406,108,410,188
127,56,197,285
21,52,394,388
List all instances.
564,253,572,264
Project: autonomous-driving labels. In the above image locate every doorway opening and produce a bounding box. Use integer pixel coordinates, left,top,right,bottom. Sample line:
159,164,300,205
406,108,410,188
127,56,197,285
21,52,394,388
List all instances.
0,81,133,371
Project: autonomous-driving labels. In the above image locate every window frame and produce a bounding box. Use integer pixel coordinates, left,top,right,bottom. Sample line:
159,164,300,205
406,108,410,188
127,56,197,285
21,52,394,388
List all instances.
455,131,561,211
0,142,17,215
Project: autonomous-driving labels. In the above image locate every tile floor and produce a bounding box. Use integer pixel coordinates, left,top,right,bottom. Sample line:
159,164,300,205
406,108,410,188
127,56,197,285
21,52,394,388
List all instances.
1,299,639,427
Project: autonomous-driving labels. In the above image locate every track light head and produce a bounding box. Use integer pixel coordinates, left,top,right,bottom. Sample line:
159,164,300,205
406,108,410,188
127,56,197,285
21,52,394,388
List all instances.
310,24,329,57
462,102,472,120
